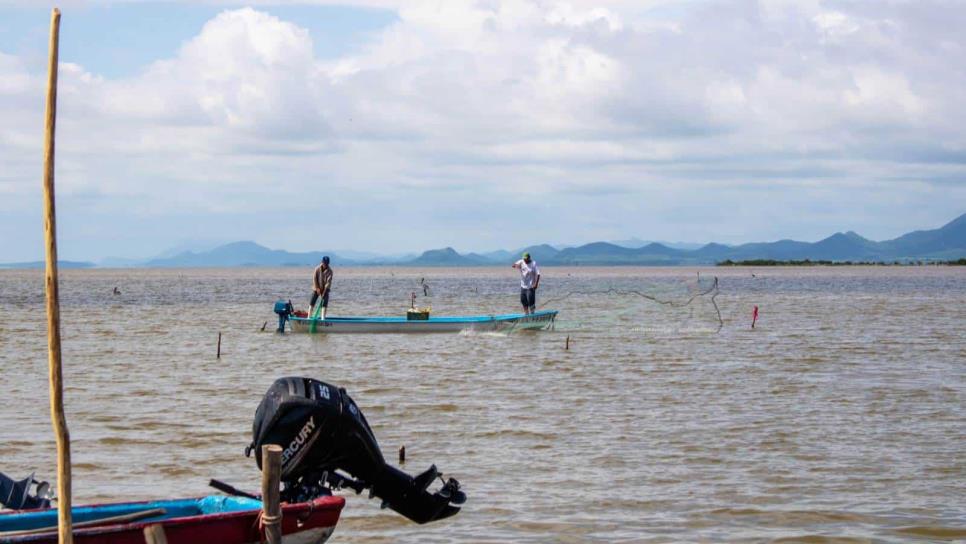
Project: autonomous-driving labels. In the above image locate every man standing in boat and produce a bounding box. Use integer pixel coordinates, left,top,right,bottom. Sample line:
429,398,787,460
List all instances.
512,252,540,315
310,256,333,319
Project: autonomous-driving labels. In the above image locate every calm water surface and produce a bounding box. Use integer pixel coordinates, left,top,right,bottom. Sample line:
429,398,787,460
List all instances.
1,266,964,542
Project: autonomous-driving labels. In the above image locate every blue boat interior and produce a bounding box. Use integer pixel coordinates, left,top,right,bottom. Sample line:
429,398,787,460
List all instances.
0,496,261,532
290,310,558,323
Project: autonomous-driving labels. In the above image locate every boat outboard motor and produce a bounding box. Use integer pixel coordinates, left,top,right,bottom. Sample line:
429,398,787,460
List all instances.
0,471,52,510
273,300,293,333
247,377,465,524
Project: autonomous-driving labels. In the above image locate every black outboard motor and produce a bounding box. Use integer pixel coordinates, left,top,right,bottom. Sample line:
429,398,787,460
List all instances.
246,377,465,524
0,472,52,510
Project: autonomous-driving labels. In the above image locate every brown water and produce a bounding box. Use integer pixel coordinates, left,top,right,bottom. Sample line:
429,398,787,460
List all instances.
1,266,964,542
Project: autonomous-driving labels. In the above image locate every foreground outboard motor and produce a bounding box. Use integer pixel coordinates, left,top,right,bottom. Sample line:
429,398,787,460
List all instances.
273,300,293,333
0,472,52,510
247,377,465,524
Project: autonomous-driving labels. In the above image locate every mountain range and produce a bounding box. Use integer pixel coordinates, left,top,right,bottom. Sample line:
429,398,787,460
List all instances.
2,213,963,268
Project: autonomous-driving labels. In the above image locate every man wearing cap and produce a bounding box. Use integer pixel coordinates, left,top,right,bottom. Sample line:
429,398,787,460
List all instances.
310,256,333,319
512,252,540,314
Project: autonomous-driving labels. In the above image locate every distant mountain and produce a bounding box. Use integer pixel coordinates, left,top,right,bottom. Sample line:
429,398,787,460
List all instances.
692,242,734,260
551,242,646,265
153,240,230,259
806,231,883,261
407,247,489,266
717,214,965,263
548,242,685,265
0,260,95,269
360,253,419,264
401,213,965,266
610,237,704,250
329,249,407,262
481,249,513,261
881,212,966,258
145,241,348,267
515,244,560,261
384,243,564,266
6,213,960,268
722,239,813,261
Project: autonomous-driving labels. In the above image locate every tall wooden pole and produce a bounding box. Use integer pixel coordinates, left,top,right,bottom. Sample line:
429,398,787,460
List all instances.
42,8,73,544
260,445,283,544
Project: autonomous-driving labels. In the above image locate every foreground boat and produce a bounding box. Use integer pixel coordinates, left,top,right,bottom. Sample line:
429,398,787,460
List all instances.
286,309,558,333
0,495,344,544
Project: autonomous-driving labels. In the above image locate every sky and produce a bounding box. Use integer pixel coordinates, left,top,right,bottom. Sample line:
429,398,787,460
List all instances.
1,0,964,262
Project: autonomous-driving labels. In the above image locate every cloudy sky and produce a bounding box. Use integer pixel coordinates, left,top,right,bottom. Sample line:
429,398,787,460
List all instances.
1,0,964,261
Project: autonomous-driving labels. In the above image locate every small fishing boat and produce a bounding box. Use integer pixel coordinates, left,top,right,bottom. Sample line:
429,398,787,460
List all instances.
0,495,344,544
284,309,558,334
1,375,465,542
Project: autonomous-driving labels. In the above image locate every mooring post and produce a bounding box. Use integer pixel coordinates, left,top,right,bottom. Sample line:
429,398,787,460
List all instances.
143,524,168,544
216,332,222,358
565,335,570,350
41,8,73,544
398,445,406,464
261,444,283,544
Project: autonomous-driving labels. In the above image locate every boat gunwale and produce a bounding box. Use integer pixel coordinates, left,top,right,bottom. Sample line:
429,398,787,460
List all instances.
0,495,344,541
288,309,558,325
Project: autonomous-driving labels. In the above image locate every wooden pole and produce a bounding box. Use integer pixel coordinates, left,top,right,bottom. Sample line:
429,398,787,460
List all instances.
260,445,282,544
143,524,168,544
41,8,72,544
216,332,222,358
1,508,165,538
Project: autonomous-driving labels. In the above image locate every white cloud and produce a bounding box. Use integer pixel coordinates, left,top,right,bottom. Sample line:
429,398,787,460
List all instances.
546,4,623,31
844,67,925,118
0,52,32,94
98,8,329,138
0,0,964,259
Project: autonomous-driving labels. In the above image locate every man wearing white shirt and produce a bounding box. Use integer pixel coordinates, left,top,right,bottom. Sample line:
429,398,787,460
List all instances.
512,252,541,314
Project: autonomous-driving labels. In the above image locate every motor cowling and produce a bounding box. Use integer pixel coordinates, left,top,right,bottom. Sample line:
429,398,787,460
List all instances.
0,472,51,510
273,300,293,333
247,377,464,524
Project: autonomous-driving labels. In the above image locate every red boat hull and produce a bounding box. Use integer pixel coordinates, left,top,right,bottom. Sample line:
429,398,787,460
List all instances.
1,496,344,544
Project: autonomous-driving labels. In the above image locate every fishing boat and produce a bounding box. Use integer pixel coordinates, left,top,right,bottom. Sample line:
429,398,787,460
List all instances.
284,309,558,334
1,375,465,543
0,495,344,544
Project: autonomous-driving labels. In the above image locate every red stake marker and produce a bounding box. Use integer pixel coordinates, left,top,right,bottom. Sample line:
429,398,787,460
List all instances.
752,305,759,329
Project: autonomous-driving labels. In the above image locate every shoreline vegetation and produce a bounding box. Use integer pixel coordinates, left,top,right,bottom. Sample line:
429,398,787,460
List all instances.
717,258,966,266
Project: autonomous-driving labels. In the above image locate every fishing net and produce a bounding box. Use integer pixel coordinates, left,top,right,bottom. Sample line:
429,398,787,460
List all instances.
359,272,723,336
536,275,723,335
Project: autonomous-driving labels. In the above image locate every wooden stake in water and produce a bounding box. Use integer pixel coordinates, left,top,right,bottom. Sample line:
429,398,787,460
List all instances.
261,445,283,544
216,332,222,358
41,8,73,544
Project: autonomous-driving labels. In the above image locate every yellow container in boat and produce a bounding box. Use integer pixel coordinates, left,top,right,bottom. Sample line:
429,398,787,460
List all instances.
407,307,431,320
